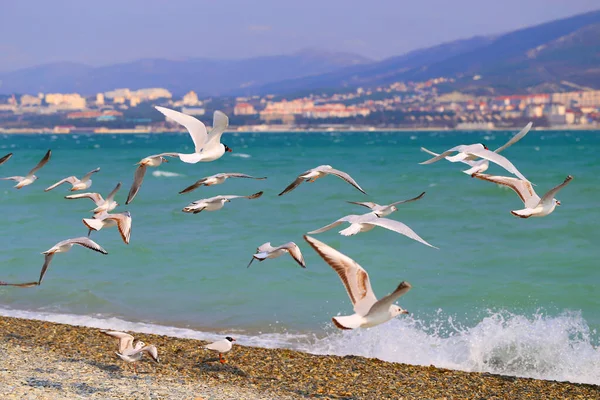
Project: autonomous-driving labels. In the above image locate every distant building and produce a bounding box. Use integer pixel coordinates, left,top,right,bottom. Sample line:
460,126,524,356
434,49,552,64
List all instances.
234,102,257,115
67,110,123,119
45,93,86,109
20,94,42,106
182,91,200,106
96,93,105,106
180,107,205,116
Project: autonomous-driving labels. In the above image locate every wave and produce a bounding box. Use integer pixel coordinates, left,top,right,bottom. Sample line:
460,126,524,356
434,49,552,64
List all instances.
230,153,251,158
0,307,598,385
152,170,182,177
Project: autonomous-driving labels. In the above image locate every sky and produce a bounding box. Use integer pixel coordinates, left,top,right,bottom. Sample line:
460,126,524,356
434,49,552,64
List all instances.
0,0,598,72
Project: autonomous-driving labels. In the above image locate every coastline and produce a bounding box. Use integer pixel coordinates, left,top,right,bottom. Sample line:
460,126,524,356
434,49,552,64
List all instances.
1,316,598,399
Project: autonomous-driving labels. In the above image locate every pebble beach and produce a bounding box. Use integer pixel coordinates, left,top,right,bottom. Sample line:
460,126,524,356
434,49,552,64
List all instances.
1,316,598,399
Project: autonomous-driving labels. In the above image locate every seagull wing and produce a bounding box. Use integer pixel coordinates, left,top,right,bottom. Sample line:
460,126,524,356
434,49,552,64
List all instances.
419,145,464,164
278,242,306,268
367,217,438,249
366,281,412,317
494,122,532,153
129,345,159,362
0,280,39,288
346,201,378,210
323,168,366,194
64,192,104,205
205,110,229,146
67,237,108,255
126,164,147,205
81,167,101,181
105,213,132,244
105,182,121,202
27,149,51,177
540,175,573,206
0,153,13,166
304,235,377,316
0,176,24,182
179,178,207,194
221,173,267,180
155,106,208,152
221,191,263,201
44,176,77,192
278,176,305,196
38,253,55,284
388,191,426,206
102,330,135,353
472,173,540,208
306,215,358,235
467,149,529,181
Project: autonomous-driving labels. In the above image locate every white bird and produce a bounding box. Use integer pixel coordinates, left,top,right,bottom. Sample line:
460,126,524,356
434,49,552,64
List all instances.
421,122,532,175
347,191,425,217
126,153,176,205
473,173,573,218
102,330,159,373
45,167,100,192
155,106,232,164
204,337,236,364
0,153,13,166
419,144,529,181
1,149,51,189
308,213,437,248
83,211,132,244
180,173,267,194
64,182,122,214
247,242,306,268
304,235,412,330
0,237,107,287
279,165,366,196
182,191,263,214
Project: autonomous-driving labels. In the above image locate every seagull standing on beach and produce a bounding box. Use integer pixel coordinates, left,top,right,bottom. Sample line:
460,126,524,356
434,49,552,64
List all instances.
83,211,132,244
279,165,366,196
45,167,100,192
247,242,306,268
182,192,263,214
419,144,529,181
180,173,267,194
125,154,175,205
347,192,425,218
421,122,532,175
204,337,236,364
308,213,437,248
0,153,13,166
0,237,107,287
473,173,573,218
102,331,159,373
155,106,232,164
304,235,412,330
65,182,122,214
0,149,51,189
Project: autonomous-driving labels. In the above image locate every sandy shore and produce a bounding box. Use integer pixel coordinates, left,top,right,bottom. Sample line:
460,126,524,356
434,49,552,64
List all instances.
0,316,598,399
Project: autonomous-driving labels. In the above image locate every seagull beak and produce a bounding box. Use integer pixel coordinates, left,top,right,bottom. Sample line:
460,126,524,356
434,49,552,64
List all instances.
402,310,410,315
556,200,561,206
232,338,236,342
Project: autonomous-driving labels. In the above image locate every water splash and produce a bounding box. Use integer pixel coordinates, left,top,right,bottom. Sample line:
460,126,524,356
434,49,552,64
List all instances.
152,170,182,177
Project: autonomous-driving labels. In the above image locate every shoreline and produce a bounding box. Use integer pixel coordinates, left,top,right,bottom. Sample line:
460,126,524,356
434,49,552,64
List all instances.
1,316,598,399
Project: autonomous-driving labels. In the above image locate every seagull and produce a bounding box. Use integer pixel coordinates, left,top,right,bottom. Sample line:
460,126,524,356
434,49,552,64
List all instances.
347,192,425,217
155,106,232,164
279,165,366,196
45,167,100,192
304,235,412,330
307,213,437,248
182,191,263,214
180,173,267,194
83,211,132,244
126,153,176,205
1,149,51,189
102,330,159,373
64,182,122,214
0,153,13,166
419,144,529,181
247,242,306,268
473,173,573,218
421,122,532,175
0,237,107,287
204,337,236,364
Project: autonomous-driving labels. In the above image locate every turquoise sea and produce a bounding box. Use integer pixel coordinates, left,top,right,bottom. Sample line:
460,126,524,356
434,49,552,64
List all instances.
0,129,599,384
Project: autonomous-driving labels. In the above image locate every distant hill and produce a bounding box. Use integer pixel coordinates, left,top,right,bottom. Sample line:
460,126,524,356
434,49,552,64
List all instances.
249,10,600,95
0,49,371,96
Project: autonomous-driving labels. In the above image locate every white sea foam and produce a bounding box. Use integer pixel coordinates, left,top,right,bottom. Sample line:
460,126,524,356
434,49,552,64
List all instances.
152,170,182,177
1,307,598,385
230,153,251,158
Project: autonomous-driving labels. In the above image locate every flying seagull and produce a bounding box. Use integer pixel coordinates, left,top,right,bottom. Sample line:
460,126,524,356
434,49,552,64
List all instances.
182,192,263,214
155,106,232,163
45,167,100,192
64,182,122,214
180,173,267,194
473,173,573,218
247,242,306,268
126,153,176,205
1,149,51,189
83,211,132,244
347,192,425,217
304,235,412,330
279,165,365,196
0,153,13,166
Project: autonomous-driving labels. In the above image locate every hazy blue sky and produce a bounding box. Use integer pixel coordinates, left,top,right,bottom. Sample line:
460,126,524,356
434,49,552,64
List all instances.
1,0,598,71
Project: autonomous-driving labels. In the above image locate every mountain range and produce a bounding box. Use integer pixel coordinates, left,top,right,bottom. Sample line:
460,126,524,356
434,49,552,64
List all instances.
1,9,599,97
